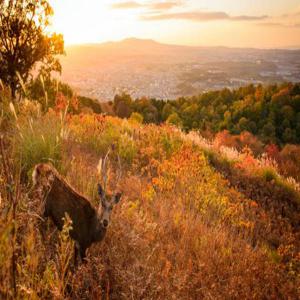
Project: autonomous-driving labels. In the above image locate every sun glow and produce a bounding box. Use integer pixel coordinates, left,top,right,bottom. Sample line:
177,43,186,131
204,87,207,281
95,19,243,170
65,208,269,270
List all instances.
50,0,143,45
48,0,300,48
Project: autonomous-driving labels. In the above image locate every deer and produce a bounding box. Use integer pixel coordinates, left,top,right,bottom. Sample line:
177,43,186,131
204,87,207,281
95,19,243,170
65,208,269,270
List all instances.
32,149,122,263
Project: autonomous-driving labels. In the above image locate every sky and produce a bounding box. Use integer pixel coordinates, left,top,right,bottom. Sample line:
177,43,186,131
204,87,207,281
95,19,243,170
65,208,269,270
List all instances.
49,0,300,48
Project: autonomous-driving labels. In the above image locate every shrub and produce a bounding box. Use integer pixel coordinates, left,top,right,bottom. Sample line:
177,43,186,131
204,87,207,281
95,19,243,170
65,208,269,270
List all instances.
279,144,300,181
166,112,182,127
78,96,102,114
261,168,278,182
153,145,242,224
129,112,143,124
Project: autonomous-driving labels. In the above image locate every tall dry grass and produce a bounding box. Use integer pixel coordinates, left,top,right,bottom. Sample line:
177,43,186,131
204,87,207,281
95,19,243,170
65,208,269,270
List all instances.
0,103,299,299
64,143,298,299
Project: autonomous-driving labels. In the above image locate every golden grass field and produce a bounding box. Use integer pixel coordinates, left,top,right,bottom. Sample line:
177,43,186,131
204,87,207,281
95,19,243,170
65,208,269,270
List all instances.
0,95,299,299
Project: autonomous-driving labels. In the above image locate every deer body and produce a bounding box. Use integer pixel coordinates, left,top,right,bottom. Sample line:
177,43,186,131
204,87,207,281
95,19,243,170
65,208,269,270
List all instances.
44,174,106,258
32,163,121,261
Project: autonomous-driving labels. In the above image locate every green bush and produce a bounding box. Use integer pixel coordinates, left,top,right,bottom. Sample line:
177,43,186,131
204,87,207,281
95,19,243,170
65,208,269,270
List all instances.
261,168,278,182
78,96,102,114
129,112,143,124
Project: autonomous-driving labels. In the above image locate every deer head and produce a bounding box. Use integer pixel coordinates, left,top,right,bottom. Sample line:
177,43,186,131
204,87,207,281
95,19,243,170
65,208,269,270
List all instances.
32,163,56,193
97,148,122,228
97,184,121,228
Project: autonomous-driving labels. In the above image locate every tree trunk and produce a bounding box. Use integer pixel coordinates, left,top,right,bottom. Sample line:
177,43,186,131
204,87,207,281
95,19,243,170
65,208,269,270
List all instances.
10,80,17,100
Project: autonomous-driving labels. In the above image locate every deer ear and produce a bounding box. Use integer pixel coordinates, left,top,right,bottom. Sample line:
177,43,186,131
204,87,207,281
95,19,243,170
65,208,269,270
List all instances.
114,192,122,204
32,166,40,185
36,166,40,175
97,183,104,198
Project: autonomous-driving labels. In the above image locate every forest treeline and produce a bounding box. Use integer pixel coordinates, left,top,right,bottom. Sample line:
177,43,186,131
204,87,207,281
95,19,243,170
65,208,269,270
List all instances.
26,79,300,149
112,82,300,145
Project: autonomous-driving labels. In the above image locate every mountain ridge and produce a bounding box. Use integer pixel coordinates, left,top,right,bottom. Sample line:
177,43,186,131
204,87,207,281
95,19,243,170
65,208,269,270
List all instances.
65,37,300,52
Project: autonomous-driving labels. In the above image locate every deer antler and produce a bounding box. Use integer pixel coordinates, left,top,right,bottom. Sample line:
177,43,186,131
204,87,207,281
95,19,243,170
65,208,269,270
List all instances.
114,153,122,192
97,145,122,194
98,148,111,194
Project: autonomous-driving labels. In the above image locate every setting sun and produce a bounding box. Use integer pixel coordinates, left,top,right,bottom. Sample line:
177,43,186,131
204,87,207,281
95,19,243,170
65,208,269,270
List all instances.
50,1,119,44
50,0,148,45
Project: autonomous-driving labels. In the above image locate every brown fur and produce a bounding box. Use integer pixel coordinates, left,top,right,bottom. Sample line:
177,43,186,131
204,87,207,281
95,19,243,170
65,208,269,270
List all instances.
32,163,121,261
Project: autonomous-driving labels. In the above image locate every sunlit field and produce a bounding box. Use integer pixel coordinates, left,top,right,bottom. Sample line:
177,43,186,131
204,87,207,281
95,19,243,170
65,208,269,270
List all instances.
1,86,300,298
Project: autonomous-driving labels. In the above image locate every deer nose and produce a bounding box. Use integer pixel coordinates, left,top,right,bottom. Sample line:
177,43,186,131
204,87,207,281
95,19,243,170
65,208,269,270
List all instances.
103,219,108,227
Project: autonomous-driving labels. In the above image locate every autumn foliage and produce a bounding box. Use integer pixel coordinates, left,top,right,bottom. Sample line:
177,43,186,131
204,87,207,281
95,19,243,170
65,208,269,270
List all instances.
0,94,300,299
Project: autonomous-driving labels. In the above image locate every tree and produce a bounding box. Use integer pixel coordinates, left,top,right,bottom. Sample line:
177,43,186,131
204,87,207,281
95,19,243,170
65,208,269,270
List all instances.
239,131,263,155
115,100,132,118
162,103,176,121
0,0,64,99
237,117,249,132
261,122,276,143
281,105,294,121
129,112,143,124
282,128,296,144
142,104,158,123
78,96,102,114
182,103,198,130
113,92,133,118
166,112,182,127
132,97,158,123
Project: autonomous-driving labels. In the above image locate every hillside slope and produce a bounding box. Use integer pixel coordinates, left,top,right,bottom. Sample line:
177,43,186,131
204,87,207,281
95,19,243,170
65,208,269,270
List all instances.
0,101,300,298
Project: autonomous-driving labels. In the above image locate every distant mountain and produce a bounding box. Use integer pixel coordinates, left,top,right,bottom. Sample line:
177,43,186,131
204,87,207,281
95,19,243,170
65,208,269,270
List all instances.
61,38,300,70
62,38,196,67
64,38,300,56
101,37,162,48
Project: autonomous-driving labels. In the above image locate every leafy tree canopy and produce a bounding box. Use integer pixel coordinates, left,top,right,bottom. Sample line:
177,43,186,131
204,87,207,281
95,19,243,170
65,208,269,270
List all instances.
0,0,64,99
113,82,300,146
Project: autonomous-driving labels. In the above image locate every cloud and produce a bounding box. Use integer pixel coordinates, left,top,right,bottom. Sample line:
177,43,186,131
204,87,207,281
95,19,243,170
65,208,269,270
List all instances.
141,11,268,22
281,11,300,18
259,22,284,27
258,22,300,28
150,2,183,10
231,15,268,21
111,1,184,10
111,1,143,9
141,11,227,21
